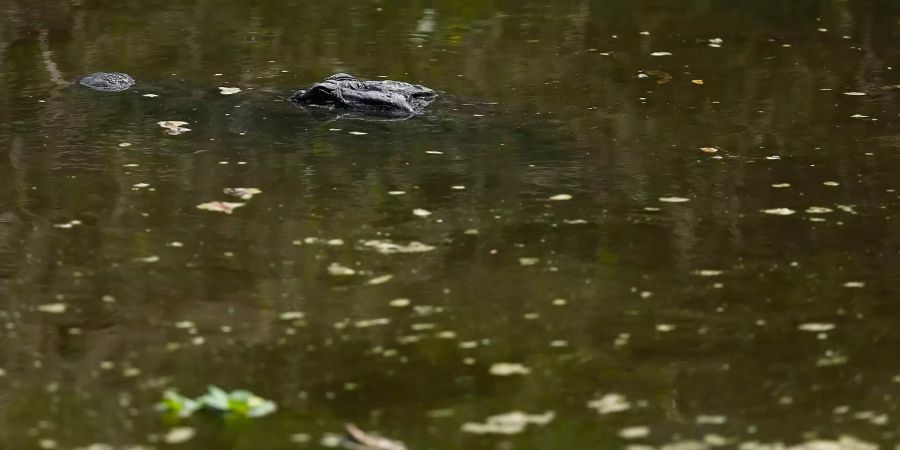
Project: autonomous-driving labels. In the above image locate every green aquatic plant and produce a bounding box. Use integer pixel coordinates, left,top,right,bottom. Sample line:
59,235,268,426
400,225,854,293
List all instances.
156,391,201,418
197,385,277,418
156,386,276,420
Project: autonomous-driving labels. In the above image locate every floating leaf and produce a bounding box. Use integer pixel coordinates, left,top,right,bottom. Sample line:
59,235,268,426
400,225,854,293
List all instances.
762,208,796,216
327,263,356,276
197,201,245,214
644,69,672,84
363,240,435,254
157,121,191,135
587,393,631,414
54,220,82,229
37,303,67,314
619,426,650,439
156,391,201,418
691,79,705,85
693,270,723,277
367,274,394,285
462,411,555,435
798,323,835,332
343,424,407,450
218,87,241,95
223,188,262,200
518,257,540,266
164,427,195,444
198,385,230,411
489,362,531,376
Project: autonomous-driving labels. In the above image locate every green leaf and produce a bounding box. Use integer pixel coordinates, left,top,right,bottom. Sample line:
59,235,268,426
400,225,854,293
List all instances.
199,385,230,411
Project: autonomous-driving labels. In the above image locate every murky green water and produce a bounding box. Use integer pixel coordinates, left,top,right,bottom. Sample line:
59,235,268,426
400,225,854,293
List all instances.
1,1,899,449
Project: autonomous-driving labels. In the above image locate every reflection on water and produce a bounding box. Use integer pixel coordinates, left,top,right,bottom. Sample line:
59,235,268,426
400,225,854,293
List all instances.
1,0,899,448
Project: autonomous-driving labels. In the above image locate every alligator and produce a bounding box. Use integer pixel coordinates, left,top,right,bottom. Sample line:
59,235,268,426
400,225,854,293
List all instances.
78,72,136,92
289,73,437,116
76,71,437,117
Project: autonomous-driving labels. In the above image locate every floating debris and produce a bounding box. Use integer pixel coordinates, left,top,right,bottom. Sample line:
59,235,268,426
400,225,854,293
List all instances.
223,188,262,200
696,415,727,425
363,240,435,254
650,52,673,56
798,323,835,332
54,220,82,229
157,121,191,135
659,197,690,203
817,350,848,367
279,311,304,321
349,131,368,136
806,207,833,214
772,183,791,188
143,93,159,98
823,181,840,187
587,393,632,414
843,92,866,96
461,411,555,435
762,208,796,216
549,194,573,201
389,298,411,308
218,86,241,95
619,426,650,439
342,424,407,450
692,79,705,85
163,427,196,444
367,274,393,285
37,303,67,314
196,201,245,214
355,318,390,328
693,270,724,277
412,208,432,217
645,69,673,84
699,147,718,153
843,281,865,288
327,263,356,276
518,257,540,266
489,362,531,376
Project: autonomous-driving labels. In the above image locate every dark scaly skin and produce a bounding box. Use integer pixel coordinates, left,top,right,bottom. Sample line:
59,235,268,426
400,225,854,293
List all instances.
78,72,136,92
289,73,437,115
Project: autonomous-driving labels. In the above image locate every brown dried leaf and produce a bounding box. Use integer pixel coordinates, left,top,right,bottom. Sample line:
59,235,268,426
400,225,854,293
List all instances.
645,69,672,84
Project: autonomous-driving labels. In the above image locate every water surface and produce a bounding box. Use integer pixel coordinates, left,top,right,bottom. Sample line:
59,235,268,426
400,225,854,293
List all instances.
1,1,899,449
